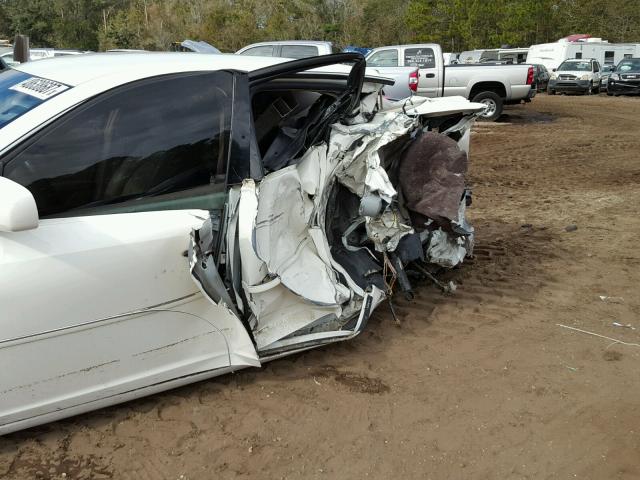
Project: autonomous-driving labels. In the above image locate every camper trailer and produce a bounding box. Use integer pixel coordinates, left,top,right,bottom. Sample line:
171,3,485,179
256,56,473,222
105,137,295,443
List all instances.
458,48,529,64
527,38,640,71
458,49,499,64
498,48,529,64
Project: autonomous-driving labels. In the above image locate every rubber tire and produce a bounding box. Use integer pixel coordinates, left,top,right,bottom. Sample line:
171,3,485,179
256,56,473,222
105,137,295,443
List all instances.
607,91,613,96
547,88,556,95
592,83,600,94
585,82,592,95
471,91,503,121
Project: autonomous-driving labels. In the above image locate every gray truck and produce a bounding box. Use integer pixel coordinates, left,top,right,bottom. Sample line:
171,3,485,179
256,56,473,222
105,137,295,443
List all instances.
366,43,536,120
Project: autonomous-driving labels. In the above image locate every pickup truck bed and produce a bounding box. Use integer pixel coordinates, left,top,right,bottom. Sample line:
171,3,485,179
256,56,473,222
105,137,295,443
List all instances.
366,44,536,120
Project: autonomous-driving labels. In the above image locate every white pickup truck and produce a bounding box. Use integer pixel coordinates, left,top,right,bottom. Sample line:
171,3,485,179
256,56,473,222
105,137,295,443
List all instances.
366,43,536,120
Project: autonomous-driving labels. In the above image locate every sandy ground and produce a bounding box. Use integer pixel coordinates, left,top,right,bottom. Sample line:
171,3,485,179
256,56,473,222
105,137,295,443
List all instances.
2,94,640,480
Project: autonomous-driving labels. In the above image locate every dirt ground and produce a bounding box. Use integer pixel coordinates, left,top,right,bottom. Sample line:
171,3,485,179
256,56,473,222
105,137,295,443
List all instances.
2,94,640,480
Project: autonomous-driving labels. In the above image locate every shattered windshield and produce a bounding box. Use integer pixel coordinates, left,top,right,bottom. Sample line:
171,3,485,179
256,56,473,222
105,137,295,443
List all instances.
0,70,70,129
617,59,640,72
558,61,591,72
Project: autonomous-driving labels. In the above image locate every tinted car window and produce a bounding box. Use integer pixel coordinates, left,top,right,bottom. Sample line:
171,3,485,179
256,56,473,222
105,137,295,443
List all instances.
240,45,275,57
404,48,435,68
4,71,233,218
281,45,319,59
618,59,640,72
366,49,399,67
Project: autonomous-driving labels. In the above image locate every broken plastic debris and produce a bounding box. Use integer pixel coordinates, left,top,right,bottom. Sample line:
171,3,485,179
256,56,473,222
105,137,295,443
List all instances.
600,295,624,304
612,322,635,330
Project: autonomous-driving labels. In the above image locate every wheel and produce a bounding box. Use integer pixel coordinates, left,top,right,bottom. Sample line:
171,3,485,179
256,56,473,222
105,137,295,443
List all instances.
607,90,613,96
585,82,592,95
592,82,600,94
471,91,503,121
547,87,555,95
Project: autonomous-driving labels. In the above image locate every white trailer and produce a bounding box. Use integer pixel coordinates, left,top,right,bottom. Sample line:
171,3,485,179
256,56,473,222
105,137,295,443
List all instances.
527,39,640,71
498,48,529,64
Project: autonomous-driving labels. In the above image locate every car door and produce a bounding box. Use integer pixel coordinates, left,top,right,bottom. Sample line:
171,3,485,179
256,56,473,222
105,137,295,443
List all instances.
593,61,601,86
218,54,383,356
402,45,441,97
0,71,258,430
367,48,399,67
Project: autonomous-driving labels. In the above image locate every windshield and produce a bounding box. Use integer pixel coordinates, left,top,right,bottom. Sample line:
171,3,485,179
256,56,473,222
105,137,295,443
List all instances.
558,61,592,72
0,70,70,129
617,59,640,72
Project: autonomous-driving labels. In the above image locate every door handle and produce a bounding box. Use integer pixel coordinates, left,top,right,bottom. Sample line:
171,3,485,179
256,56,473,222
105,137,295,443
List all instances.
425,73,435,78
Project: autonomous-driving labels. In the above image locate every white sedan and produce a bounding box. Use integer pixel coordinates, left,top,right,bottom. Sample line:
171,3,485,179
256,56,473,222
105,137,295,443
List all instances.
0,52,483,435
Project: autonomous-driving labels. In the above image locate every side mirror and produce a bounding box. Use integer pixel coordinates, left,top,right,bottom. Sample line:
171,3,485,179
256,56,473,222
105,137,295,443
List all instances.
0,177,39,232
552,68,556,72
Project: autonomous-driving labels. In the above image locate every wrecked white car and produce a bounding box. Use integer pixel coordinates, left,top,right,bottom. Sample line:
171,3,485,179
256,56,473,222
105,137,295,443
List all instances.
0,52,483,434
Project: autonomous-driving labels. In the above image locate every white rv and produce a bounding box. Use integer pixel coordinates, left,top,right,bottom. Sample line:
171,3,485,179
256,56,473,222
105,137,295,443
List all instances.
527,38,640,71
458,48,529,64
498,48,529,64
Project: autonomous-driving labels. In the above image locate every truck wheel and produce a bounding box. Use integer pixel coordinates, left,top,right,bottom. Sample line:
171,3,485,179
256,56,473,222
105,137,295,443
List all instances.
607,91,613,96
592,83,600,94
472,91,503,121
547,87,556,95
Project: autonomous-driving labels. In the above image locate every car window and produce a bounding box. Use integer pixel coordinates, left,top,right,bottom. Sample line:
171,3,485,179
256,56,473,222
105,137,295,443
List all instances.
558,61,591,72
404,47,435,68
367,49,399,67
593,62,599,72
4,71,233,218
618,59,640,72
240,45,275,57
280,45,319,59
0,70,70,129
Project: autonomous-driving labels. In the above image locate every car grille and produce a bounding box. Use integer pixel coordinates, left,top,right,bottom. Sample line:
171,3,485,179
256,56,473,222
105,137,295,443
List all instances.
621,74,640,80
619,80,640,86
558,82,579,87
559,74,577,80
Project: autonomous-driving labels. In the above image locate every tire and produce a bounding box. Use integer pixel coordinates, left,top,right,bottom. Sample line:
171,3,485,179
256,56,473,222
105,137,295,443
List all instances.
471,91,503,121
607,91,613,96
547,87,556,95
585,82,592,95
592,82,600,94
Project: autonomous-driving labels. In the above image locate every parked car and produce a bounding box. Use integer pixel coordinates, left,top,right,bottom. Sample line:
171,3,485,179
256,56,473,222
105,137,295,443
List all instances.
532,64,550,91
607,58,640,96
365,43,536,120
0,52,484,434
236,40,337,59
547,58,602,95
600,64,615,91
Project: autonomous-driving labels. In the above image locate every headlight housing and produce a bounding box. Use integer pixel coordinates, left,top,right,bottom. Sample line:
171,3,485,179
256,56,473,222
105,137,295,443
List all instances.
550,73,557,80
610,73,620,81
580,74,590,81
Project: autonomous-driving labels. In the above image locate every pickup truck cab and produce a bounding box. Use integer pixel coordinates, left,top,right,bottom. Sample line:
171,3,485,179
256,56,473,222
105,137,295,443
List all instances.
236,41,337,59
366,43,536,120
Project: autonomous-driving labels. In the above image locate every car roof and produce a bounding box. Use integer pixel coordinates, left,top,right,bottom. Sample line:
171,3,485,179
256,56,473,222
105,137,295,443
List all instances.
241,40,332,47
14,52,294,86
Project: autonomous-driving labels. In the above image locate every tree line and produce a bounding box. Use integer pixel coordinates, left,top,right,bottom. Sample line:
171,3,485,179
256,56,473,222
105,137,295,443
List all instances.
0,0,639,53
